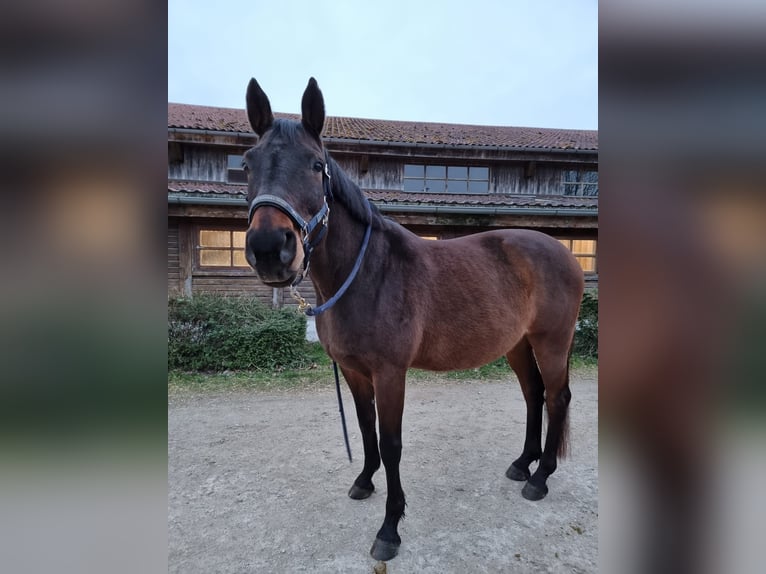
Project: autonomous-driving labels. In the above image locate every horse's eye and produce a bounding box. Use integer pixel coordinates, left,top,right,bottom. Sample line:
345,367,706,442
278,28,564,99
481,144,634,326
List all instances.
312,161,324,173
241,161,249,172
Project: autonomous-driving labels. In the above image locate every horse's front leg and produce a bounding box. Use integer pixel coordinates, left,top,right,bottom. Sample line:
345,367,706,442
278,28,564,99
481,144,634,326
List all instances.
340,366,380,499
369,368,406,561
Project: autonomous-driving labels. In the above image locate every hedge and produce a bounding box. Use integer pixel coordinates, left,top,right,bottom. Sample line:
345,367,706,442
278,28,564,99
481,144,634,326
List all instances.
168,295,307,371
573,289,598,359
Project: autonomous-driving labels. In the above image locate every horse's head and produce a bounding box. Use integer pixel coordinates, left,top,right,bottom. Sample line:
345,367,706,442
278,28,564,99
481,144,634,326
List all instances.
243,77,328,287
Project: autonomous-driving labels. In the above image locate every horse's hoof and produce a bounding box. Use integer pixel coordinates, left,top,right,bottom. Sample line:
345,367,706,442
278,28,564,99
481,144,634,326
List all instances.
522,481,548,501
370,537,400,561
505,464,530,481
348,484,374,500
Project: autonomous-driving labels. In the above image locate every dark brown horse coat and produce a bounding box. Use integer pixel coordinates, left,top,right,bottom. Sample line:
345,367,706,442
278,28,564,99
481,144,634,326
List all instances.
244,77,584,561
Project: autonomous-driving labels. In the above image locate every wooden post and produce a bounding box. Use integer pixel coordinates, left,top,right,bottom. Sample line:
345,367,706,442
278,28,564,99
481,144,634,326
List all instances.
178,224,193,297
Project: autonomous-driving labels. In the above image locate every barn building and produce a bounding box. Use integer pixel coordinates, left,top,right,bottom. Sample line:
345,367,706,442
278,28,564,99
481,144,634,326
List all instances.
168,103,598,308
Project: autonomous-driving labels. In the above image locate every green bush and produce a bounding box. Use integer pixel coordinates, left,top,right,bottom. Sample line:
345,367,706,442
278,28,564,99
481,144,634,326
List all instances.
168,295,308,371
573,290,598,359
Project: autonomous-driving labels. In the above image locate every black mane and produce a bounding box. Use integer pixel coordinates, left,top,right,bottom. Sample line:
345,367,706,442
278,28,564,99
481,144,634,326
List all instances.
326,154,386,229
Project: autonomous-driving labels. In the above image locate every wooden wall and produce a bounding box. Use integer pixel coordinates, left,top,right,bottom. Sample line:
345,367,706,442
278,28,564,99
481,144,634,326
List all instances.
168,145,228,182
333,153,595,197
189,274,317,309
491,164,582,196
168,221,180,295
169,142,597,198
336,155,402,190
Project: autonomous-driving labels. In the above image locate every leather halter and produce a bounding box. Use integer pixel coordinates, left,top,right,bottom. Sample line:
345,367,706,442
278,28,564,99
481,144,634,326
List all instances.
247,155,332,277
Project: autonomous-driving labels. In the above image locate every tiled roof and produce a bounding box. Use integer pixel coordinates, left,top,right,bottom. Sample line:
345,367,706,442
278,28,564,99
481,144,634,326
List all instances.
168,103,597,151
167,180,597,211
168,180,245,196
366,190,598,210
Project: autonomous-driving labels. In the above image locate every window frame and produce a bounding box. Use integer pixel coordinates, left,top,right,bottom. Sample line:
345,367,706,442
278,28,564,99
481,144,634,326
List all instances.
403,164,490,194
227,154,247,185
561,169,598,197
558,238,598,274
194,226,251,273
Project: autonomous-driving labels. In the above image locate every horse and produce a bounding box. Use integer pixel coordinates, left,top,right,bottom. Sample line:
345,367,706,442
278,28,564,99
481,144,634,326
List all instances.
242,77,585,561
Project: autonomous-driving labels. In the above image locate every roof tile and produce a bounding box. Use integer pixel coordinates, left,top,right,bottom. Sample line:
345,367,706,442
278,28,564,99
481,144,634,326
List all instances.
168,103,597,151
168,180,597,210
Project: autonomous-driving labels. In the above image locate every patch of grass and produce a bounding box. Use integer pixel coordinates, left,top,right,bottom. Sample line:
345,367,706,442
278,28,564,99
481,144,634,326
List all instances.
168,368,324,393
570,354,598,370
168,342,333,394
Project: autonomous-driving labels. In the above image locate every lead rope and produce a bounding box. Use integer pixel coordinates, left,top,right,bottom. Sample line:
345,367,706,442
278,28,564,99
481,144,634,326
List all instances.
333,361,353,463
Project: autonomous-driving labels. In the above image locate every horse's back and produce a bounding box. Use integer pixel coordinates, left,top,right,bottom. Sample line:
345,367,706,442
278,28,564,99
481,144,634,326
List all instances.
423,228,582,301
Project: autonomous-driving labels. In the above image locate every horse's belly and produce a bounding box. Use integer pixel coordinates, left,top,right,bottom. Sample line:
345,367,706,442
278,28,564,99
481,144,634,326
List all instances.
412,352,503,372
411,326,522,372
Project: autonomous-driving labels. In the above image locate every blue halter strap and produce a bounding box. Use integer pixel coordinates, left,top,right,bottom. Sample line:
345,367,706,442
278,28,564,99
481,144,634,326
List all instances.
306,195,372,317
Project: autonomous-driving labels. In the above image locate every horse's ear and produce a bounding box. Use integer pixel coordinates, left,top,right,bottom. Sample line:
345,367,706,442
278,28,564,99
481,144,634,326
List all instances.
301,77,325,139
246,78,274,136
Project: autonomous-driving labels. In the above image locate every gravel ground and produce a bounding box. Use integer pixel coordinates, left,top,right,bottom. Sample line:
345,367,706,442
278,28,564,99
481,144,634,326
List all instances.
168,371,598,573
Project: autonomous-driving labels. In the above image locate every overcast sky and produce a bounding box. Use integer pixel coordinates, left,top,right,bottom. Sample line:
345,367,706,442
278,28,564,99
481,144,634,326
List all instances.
168,0,597,130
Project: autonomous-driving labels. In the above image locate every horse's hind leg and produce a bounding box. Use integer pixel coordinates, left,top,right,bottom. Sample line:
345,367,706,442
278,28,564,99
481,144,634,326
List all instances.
340,366,380,500
505,337,545,483
522,334,573,501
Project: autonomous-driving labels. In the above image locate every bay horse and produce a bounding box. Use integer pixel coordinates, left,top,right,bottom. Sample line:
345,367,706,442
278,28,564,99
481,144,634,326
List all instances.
243,77,584,561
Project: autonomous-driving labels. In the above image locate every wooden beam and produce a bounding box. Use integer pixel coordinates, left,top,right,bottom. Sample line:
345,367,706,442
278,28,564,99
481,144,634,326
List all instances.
168,204,248,219
177,223,194,297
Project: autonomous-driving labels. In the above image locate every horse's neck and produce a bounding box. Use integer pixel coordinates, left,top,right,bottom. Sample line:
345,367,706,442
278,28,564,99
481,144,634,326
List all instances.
308,191,373,300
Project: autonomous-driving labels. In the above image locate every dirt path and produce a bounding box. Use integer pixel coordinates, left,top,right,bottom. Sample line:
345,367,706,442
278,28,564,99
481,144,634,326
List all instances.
168,372,597,573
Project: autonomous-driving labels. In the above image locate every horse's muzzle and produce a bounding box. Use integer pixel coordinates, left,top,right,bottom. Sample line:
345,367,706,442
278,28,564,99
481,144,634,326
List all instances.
245,225,300,285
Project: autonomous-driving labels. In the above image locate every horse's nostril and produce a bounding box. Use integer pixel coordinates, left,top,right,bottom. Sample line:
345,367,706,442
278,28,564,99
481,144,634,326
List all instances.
279,231,296,265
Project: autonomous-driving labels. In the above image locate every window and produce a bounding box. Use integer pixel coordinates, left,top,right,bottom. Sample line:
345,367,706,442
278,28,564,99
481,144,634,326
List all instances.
559,238,597,273
403,164,489,193
562,170,598,196
227,154,247,184
197,229,249,268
